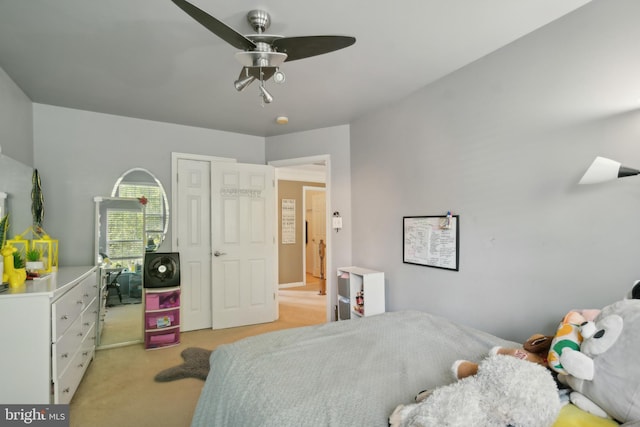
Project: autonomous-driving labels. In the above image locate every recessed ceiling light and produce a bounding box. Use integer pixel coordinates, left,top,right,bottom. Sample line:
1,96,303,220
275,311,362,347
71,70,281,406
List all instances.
276,116,289,125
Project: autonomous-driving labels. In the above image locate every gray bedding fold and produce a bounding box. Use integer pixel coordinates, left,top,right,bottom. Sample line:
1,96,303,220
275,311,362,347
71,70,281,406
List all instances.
191,310,519,427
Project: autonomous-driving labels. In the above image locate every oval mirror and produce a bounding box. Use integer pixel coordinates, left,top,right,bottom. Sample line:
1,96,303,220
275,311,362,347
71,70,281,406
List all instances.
111,168,169,252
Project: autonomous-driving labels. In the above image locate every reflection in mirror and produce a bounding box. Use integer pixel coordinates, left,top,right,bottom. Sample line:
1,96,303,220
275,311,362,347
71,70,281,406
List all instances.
0,154,33,235
111,168,169,252
94,196,145,348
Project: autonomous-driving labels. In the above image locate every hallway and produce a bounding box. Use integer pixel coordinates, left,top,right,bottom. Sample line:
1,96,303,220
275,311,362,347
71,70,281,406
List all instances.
278,273,327,322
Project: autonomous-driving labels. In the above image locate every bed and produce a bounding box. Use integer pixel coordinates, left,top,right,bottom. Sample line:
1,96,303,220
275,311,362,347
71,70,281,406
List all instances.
191,310,520,426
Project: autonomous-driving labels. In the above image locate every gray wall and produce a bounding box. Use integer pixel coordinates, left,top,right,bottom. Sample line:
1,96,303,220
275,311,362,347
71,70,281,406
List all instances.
266,125,352,318
350,0,640,342
0,65,33,166
33,104,265,266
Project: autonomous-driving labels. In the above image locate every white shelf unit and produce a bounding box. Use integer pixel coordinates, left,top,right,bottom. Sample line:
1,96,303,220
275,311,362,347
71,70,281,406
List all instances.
336,266,385,320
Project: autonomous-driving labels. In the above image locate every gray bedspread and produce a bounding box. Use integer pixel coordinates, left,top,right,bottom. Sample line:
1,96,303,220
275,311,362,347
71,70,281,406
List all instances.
191,310,519,427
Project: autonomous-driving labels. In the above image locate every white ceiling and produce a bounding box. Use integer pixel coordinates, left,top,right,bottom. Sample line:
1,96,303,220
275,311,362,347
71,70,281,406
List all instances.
0,0,592,137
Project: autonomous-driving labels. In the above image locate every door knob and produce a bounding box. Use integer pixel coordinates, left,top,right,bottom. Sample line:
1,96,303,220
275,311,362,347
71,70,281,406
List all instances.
214,251,227,257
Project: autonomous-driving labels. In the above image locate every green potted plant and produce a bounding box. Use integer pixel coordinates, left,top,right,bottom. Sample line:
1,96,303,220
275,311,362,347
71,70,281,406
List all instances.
26,248,43,272
10,250,27,287
13,251,25,269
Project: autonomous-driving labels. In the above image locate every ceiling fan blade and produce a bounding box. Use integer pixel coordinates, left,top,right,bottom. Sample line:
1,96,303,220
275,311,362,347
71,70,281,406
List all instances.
273,36,356,62
171,0,256,51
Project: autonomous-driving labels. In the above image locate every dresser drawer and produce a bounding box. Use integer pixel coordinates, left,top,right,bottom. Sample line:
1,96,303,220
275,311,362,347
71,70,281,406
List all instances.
52,284,85,341
81,271,98,306
54,347,86,404
82,298,99,334
52,315,83,376
80,323,96,362
54,324,95,405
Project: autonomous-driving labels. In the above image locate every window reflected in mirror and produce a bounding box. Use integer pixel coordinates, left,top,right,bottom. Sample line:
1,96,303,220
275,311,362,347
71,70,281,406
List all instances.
105,203,145,269
111,168,169,252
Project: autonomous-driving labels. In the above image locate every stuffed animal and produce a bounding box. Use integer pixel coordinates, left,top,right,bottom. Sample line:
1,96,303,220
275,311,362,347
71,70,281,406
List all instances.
452,334,552,380
547,311,587,375
451,309,600,380
629,281,640,300
559,299,640,425
389,354,561,427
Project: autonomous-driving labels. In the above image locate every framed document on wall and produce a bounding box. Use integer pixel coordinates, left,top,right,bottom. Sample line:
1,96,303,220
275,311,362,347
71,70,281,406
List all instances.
403,215,459,271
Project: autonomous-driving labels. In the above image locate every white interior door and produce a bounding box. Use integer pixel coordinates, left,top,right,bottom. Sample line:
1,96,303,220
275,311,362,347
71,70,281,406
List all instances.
176,158,212,331
211,162,277,329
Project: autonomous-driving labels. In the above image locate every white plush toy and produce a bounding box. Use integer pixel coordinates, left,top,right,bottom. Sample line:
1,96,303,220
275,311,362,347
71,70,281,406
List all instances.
389,354,560,427
559,299,640,425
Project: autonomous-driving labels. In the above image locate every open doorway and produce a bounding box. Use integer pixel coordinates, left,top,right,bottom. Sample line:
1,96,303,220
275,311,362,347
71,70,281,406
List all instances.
271,156,331,323
304,186,327,293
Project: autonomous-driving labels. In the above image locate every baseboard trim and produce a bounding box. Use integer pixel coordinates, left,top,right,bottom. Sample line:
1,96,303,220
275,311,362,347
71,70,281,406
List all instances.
279,282,304,289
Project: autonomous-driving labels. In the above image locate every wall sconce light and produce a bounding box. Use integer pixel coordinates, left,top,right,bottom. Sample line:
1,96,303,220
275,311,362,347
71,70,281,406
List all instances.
332,211,342,232
579,156,640,184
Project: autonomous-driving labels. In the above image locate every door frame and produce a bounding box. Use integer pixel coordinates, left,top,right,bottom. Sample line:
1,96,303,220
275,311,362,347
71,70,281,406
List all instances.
269,155,332,322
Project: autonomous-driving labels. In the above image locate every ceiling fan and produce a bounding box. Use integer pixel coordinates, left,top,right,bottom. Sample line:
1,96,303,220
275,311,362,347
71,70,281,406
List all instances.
171,0,356,104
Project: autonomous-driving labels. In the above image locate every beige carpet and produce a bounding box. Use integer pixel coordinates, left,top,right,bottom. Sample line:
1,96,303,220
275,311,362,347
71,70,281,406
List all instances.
99,303,143,347
70,289,327,427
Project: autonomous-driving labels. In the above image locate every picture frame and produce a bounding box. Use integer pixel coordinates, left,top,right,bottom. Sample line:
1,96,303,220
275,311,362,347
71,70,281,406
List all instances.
403,215,459,271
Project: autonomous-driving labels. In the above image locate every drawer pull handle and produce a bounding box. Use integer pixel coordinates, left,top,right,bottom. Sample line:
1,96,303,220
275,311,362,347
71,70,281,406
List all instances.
84,293,89,297
63,388,70,394
83,351,89,356
84,322,90,326
77,332,83,337
61,353,69,358
78,363,84,368
77,300,83,304
60,315,68,320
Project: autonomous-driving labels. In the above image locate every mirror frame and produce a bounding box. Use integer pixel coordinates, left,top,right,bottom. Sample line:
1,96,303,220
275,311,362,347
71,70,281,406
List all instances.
111,168,169,251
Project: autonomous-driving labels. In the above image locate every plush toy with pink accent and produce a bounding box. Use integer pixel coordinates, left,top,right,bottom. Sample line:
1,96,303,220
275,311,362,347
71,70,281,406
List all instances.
558,299,640,424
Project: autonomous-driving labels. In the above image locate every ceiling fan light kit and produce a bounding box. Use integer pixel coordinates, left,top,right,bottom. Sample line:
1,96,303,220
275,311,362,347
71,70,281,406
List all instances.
171,0,356,105
259,84,273,104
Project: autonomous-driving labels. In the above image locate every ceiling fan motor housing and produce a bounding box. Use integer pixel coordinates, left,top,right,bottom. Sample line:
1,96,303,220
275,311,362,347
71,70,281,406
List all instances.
247,10,270,33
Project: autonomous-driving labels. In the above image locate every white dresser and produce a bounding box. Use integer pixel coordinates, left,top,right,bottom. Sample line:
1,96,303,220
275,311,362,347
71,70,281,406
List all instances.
0,266,98,404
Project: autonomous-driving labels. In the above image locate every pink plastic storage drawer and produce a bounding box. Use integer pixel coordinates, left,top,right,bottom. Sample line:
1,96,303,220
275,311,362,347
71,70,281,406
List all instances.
145,290,180,309
146,308,180,330
145,294,159,310
145,327,180,349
